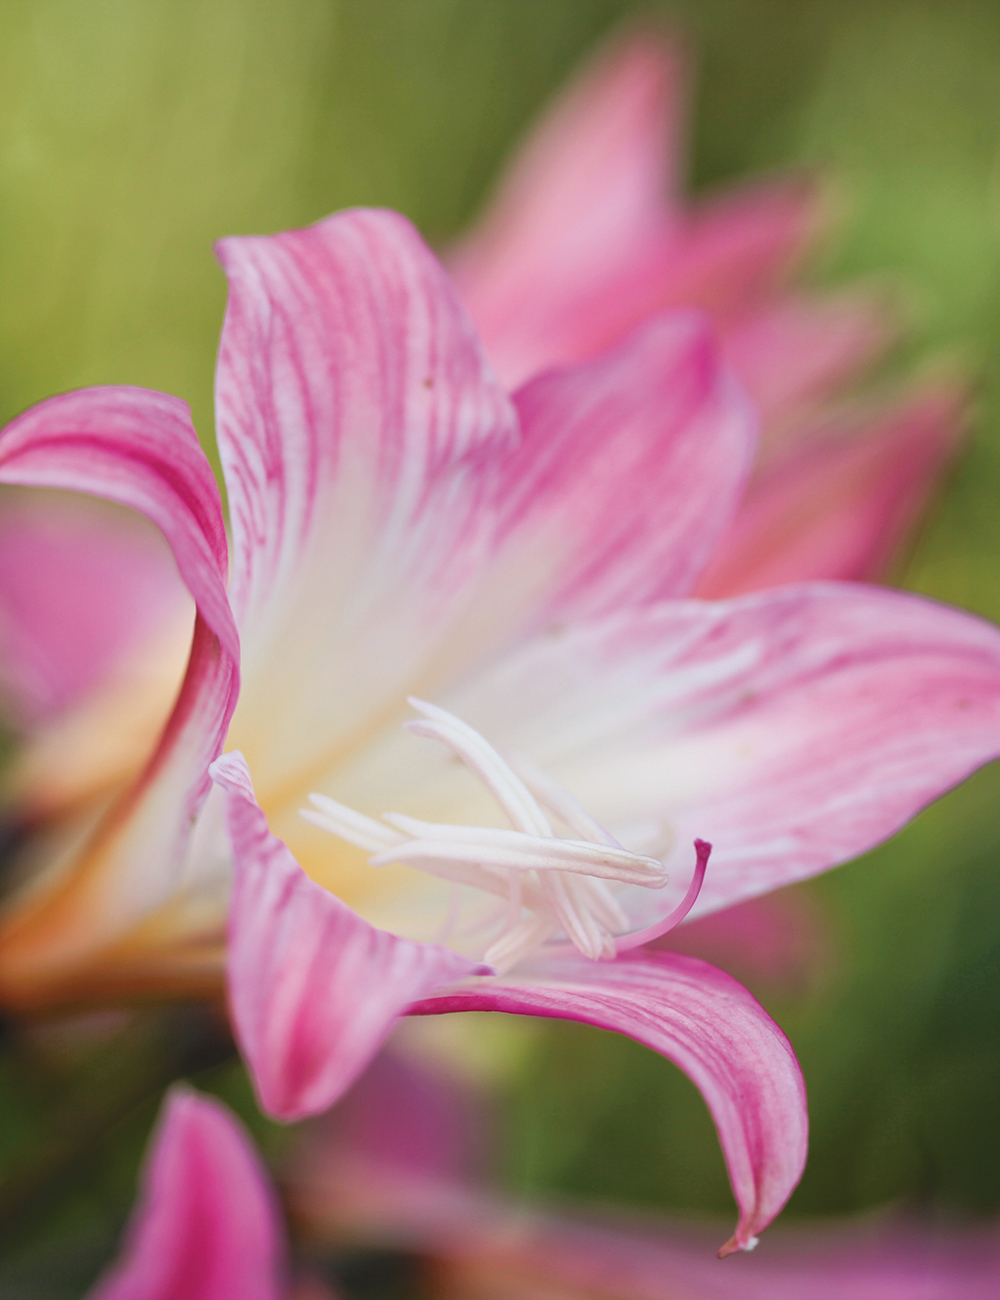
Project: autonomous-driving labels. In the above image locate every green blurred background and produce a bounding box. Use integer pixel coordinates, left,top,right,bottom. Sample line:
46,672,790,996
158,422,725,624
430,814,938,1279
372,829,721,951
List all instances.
3,0,1000,1293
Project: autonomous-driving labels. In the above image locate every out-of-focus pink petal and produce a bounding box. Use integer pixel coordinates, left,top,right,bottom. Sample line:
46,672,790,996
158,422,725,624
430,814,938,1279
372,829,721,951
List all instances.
405,583,1000,928
450,27,822,390
449,32,686,388
474,1215,1000,1300
661,888,831,997
459,162,818,389
723,293,895,432
322,1179,1000,1300
212,751,488,1122
88,1087,285,1300
0,490,189,731
436,314,755,663
215,208,516,798
0,387,238,1007
410,950,808,1255
289,1083,1000,1295
695,387,965,598
576,176,819,348
309,1049,489,1185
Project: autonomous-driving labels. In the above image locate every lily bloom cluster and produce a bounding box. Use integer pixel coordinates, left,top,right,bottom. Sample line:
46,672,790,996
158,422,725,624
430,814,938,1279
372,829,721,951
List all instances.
1,31,999,1260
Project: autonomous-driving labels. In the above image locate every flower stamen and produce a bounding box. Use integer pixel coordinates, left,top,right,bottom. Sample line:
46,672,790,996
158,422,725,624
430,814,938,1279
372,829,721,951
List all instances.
302,699,669,971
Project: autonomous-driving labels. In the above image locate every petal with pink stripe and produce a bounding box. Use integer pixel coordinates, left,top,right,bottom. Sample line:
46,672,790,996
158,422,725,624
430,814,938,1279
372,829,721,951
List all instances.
410,949,808,1256
492,312,756,630
0,387,237,1007
350,582,1000,932
215,208,517,799
212,751,489,1122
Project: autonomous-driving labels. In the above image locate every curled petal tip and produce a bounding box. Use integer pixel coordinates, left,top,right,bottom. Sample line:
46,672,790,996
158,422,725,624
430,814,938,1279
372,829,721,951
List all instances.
718,1232,760,1259
411,951,806,1252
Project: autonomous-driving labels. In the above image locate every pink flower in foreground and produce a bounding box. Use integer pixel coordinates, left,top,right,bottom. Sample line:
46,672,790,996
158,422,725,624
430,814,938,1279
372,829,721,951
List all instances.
0,30,964,992
88,1088,286,1300
450,28,965,599
0,29,958,1016
2,209,1000,1248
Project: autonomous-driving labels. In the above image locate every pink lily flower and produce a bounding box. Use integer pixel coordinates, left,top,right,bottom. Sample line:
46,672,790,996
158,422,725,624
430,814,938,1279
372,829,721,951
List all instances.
449,29,965,598
0,29,959,1018
0,28,966,981
2,209,1000,1248
87,1087,287,1300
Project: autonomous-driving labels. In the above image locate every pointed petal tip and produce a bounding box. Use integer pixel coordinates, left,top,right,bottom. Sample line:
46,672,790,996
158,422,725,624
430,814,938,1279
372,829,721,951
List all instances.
718,1232,760,1259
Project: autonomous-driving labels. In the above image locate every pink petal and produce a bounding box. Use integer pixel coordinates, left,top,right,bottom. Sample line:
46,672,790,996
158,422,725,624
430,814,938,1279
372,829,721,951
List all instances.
485,314,756,629
212,751,489,1122
410,949,808,1255
696,386,965,598
215,208,517,798
574,174,819,351
661,888,831,996
449,32,687,387
333,1189,1000,1300
723,292,895,432
458,154,817,387
0,490,189,730
289,1082,1000,1293
450,30,820,391
304,1049,489,1186
0,387,237,1004
88,1087,286,1300
416,314,754,666
425,582,1000,928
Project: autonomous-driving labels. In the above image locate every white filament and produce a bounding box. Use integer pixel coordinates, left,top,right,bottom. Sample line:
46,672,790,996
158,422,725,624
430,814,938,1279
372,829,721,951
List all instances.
302,699,668,971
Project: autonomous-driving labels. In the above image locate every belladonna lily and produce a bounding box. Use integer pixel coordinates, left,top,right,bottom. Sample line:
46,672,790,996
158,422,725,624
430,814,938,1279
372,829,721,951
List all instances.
3,207,1000,1249
449,27,968,597
0,30,967,1016
0,30,971,988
